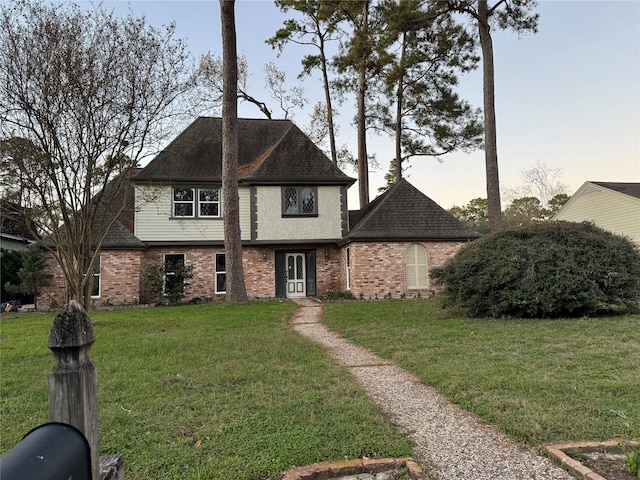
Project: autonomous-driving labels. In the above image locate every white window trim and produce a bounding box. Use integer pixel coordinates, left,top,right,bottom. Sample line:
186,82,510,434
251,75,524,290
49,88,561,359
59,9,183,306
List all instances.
215,253,226,294
172,187,195,218
90,255,101,298
172,187,222,219
345,247,351,291
198,188,221,218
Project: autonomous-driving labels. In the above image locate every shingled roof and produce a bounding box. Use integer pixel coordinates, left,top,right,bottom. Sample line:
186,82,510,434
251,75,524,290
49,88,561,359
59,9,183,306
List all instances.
0,200,39,241
590,182,640,200
341,179,481,244
134,117,355,186
41,168,146,251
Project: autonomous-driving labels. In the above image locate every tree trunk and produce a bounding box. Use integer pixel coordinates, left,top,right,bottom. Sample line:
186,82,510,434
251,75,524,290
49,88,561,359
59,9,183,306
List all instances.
220,0,248,301
357,0,370,208
395,32,407,183
320,43,338,165
478,0,503,232
357,65,369,207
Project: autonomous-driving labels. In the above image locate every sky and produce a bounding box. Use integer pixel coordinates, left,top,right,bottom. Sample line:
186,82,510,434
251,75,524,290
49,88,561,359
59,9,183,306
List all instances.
103,0,639,210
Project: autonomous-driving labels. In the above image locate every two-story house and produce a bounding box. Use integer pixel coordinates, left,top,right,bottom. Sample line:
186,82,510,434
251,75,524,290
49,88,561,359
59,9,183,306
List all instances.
37,117,480,307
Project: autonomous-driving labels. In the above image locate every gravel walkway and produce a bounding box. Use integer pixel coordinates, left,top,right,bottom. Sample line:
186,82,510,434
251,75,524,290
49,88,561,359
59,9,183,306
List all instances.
290,298,573,480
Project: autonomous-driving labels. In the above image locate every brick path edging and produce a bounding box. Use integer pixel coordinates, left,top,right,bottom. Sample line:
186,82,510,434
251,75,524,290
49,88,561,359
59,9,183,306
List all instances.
276,457,428,480
544,440,639,480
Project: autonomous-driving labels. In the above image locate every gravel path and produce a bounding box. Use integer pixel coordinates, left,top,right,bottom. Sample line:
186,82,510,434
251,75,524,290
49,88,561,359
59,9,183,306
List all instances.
290,298,573,480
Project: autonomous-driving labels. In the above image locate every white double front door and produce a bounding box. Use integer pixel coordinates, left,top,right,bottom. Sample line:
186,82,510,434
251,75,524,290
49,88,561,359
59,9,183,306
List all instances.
286,253,306,298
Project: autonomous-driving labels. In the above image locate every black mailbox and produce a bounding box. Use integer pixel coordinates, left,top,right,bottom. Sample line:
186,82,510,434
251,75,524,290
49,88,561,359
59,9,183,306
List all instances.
0,422,92,480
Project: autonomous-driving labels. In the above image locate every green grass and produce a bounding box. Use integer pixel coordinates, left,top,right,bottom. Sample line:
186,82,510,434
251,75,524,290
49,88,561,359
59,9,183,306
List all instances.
0,302,413,480
323,299,640,447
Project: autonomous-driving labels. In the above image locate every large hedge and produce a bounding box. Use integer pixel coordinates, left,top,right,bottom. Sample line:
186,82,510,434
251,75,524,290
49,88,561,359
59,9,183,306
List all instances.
430,221,640,318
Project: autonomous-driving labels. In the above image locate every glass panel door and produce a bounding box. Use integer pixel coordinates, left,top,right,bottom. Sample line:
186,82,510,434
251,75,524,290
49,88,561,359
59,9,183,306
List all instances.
286,253,306,297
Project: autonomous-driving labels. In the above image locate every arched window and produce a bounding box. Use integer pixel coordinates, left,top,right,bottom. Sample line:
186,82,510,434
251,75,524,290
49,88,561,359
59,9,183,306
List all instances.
407,244,428,289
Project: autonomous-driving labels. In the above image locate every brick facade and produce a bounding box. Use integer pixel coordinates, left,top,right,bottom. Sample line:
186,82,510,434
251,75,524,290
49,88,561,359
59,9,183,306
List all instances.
37,255,68,309
37,250,144,309
38,245,347,307
345,241,467,299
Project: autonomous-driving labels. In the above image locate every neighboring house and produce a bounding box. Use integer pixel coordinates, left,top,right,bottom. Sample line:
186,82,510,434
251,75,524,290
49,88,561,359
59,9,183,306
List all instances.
37,117,480,307
552,181,640,246
0,200,38,251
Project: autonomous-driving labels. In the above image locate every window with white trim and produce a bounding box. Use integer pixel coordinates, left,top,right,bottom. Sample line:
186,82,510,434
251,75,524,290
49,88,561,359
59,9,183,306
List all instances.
173,188,194,217
173,187,221,218
282,186,317,216
345,247,351,291
199,188,220,217
91,255,101,298
215,253,226,294
407,244,428,289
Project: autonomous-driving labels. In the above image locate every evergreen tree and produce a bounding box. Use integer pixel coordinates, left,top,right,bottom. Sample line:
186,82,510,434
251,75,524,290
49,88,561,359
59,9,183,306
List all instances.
442,0,539,232
3,246,51,308
374,0,482,182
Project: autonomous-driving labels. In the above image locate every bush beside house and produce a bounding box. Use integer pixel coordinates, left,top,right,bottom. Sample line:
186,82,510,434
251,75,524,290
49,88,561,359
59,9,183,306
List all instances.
431,221,640,318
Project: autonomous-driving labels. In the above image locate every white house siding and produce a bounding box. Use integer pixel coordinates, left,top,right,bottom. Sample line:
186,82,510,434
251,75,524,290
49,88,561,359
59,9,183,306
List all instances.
134,185,251,242
554,183,640,243
0,234,33,251
255,186,343,241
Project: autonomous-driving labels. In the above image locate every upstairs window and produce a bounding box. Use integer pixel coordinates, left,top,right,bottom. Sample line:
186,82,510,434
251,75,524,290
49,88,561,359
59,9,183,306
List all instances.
199,188,220,217
173,188,194,217
282,186,317,216
173,187,221,218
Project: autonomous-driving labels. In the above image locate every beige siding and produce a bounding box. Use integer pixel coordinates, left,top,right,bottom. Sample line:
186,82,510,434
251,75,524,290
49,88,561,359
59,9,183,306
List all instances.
255,186,344,240
134,185,251,241
554,183,640,242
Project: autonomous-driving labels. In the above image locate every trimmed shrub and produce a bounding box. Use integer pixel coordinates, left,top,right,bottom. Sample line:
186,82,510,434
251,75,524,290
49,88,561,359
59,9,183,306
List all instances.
430,221,640,318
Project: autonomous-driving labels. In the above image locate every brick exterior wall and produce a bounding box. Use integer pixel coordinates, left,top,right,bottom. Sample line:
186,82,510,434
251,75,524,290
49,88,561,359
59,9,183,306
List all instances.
141,245,346,302
36,241,467,308
345,241,468,299
99,251,143,304
37,245,346,308
37,250,144,309
37,255,68,309
317,246,345,294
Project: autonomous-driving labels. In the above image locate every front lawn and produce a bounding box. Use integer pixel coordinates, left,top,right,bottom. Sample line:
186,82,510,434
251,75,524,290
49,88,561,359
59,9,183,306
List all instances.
0,302,413,480
323,299,640,447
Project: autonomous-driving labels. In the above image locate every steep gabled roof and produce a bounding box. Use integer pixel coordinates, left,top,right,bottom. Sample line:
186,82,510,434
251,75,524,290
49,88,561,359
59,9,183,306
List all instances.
590,182,640,200
134,117,355,185
99,219,146,250
41,168,146,251
342,179,481,244
89,167,145,249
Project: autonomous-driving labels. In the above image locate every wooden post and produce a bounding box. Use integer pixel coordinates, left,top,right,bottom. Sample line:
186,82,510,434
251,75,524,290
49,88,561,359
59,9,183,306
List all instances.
48,300,99,480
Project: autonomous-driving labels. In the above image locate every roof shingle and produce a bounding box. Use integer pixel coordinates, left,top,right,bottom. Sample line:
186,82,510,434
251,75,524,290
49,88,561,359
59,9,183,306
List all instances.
134,117,355,185
590,182,640,200
343,179,481,243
